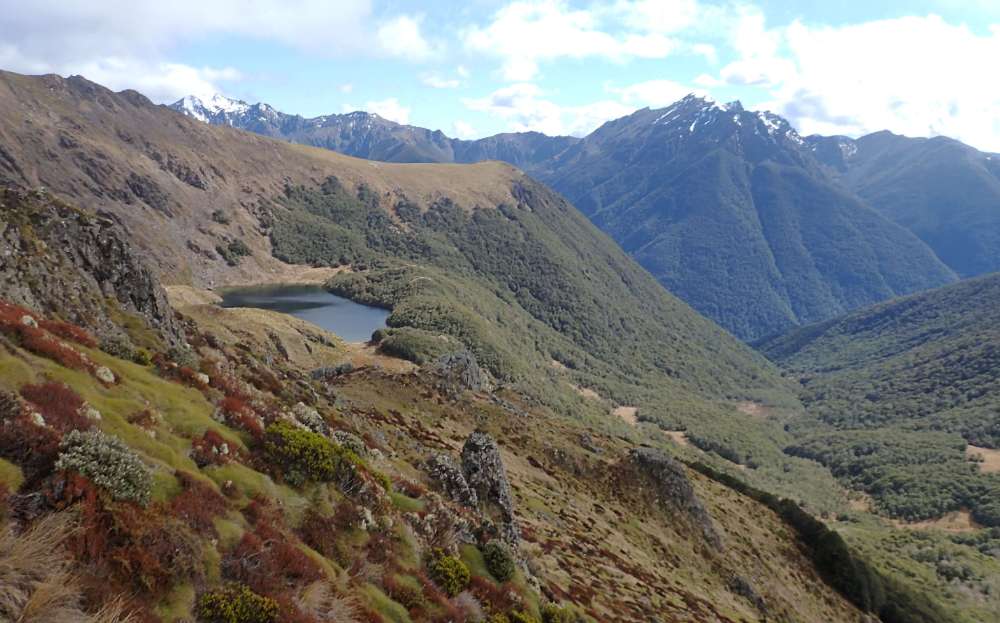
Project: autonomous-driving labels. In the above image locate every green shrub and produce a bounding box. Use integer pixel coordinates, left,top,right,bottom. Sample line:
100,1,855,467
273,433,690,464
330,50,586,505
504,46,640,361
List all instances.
264,421,359,487
482,540,516,582
429,552,470,596
375,327,463,365
55,430,151,505
196,584,278,623
541,604,575,623
216,239,252,266
511,612,541,623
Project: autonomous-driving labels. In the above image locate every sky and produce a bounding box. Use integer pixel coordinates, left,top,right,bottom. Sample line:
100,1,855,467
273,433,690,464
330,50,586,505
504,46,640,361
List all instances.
2,0,1000,150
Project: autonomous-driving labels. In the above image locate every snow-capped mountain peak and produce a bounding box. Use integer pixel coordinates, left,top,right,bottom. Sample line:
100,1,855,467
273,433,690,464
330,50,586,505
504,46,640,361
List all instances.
171,94,253,125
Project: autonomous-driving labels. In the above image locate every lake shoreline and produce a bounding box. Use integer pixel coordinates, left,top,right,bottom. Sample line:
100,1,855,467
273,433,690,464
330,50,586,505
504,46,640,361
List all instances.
217,284,389,343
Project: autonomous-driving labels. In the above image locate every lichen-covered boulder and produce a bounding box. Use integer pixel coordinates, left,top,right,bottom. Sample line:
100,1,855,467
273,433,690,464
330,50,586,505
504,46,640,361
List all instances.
332,430,368,458
630,447,723,551
291,402,329,436
426,453,478,508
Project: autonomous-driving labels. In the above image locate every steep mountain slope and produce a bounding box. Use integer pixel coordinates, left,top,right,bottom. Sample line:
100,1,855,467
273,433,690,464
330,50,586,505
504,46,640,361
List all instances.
806,131,1000,278
0,70,803,480
531,96,957,341
170,94,578,167
0,186,182,350
757,273,1000,526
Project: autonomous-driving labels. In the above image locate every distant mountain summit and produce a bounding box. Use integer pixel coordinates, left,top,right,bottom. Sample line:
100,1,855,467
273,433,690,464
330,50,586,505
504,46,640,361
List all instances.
169,94,578,166
533,95,957,340
806,131,1000,278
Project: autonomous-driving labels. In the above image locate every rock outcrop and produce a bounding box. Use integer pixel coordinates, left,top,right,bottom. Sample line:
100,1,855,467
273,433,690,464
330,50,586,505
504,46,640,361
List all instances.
426,453,478,508
462,431,519,544
0,187,182,349
630,447,723,550
431,351,490,396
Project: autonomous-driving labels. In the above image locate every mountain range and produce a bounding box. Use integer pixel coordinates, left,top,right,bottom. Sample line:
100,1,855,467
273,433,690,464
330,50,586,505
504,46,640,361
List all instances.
172,94,578,169
172,93,997,341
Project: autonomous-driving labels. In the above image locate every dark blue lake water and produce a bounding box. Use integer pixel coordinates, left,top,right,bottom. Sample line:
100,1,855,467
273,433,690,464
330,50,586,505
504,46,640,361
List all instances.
219,285,388,342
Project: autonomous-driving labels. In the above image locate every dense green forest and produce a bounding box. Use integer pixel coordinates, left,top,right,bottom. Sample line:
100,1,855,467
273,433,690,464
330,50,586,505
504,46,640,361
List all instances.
758,274,1000,524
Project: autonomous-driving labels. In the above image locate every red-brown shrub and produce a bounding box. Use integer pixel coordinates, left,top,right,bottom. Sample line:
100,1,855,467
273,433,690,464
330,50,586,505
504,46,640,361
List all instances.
64,480,203,597
224,527,323,597
218,396,264,439
0,411,62,483
468,575,521,614
225,497,324,596
38,319,97,348
168,471,227,535
298,509,347,564
19,381,91,435
0,302,93,372
191,429,238,467
365,531,398,565
220,395,248,416
383,573,427,613
210,373,245,398
393,478,427,499
19,326,92,371
249,367,284,395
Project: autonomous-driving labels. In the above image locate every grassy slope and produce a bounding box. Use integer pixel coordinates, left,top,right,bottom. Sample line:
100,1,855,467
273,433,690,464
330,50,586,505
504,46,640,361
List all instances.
0,300,870,623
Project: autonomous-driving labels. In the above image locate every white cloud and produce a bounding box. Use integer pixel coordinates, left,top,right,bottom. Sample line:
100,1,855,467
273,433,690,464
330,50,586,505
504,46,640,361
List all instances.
452,120,477,139
339,83,354,94
465,82,636,136
612,0,700,33
713,12,1000,151
463,0,686,80
362,97,411,124
608,79,696,108
376,14,438,61
0,0,434,102
0,43,241,101
421,74,461,89
0,0,375,62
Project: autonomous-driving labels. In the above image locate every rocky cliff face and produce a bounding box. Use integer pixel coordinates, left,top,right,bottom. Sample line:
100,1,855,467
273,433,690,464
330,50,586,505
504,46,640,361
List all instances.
0,186,182,350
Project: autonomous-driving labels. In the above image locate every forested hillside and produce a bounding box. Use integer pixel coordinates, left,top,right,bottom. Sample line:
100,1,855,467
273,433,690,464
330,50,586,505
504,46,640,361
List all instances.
758,273,1000,525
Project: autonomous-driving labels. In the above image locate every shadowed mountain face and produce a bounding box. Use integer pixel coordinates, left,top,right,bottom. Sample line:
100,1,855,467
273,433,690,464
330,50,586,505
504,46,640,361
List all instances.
531,97,957,341
170,94,579,168
174,93,964,341
806,131,1000,279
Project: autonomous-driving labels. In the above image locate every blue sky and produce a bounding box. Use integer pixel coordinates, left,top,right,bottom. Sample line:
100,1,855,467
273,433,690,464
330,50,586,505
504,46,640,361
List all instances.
3,1,1000,149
